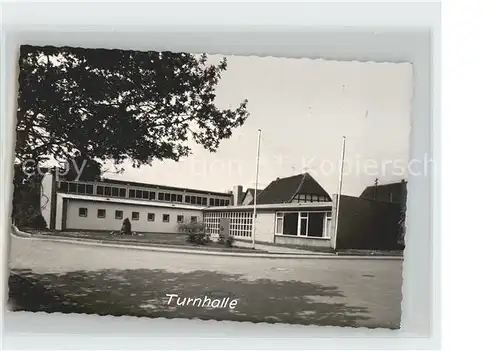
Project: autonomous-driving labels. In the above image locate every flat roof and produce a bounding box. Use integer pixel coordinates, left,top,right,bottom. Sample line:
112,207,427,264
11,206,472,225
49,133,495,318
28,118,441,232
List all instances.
59,193,204,211
202,201,334,211
59,194,335,212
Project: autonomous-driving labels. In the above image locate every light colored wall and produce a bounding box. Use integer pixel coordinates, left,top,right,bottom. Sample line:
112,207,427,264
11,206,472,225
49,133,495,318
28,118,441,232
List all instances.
40,173,53,227
55,193,64,230
254,212,275,243
241,192,254,205
275,235,332,247
64,199,203,233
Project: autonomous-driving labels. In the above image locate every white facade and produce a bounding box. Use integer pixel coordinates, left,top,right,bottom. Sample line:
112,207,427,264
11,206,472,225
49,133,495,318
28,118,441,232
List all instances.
40,174,337,247
203,202,335,246
64,198,203,233
50,193,203,233
41,172,235,233
254,212,275,242
40,172,54,228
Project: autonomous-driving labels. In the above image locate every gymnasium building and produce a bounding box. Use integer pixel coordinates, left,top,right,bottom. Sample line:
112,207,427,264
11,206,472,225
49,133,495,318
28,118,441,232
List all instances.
39,171,404,250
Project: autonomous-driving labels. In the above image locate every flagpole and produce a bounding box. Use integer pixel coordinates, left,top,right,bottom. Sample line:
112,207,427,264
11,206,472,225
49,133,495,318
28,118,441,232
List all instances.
252,129,262,249
332,136,346,252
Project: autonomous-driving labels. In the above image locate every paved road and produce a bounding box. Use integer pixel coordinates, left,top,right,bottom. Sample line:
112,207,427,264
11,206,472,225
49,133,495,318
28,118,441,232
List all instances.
8,234,403,329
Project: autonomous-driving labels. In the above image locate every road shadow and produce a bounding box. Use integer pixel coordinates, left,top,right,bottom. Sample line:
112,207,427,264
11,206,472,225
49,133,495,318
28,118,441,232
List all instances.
9,268,381,328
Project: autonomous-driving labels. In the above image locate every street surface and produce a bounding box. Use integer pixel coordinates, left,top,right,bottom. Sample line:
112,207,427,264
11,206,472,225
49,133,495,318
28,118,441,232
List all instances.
9,234,403,328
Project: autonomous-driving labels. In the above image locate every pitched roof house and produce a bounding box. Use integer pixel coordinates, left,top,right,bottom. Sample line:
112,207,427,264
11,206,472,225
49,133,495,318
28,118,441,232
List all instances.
256,172,332,205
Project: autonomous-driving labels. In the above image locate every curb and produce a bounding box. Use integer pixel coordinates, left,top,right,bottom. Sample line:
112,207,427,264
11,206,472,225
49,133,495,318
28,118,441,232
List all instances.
11,228,403,260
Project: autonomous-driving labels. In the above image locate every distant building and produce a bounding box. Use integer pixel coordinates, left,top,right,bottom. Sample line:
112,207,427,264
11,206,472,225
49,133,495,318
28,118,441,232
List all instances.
256,173,332,204
241,188,263,205
204,173,335,247
205,173,403,250
40,171,232,233
360,180,408,247
38,171,403,250
360,180,407,204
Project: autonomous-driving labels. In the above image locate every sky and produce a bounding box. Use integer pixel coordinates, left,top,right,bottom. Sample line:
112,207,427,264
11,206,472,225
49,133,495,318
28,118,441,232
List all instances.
104,54,413,197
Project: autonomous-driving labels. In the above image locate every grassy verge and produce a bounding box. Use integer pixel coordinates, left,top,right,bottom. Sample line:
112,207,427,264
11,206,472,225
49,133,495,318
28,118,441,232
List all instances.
21,229,267,254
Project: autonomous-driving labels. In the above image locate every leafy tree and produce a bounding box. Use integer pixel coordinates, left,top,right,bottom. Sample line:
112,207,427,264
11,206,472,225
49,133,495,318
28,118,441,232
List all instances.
11,163,47,228
16,45,249,171
13,45,248,224
62,156,103,182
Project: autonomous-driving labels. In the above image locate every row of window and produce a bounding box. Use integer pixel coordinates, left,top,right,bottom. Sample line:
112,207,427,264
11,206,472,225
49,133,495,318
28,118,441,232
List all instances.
78,207,198,223
293,194,330,202
203,211,333,238
204,211,254,237
184,195,230,207
275,211,332,238
59,181,231,206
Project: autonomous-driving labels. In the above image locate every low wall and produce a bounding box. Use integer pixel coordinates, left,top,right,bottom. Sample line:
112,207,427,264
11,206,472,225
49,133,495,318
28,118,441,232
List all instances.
274,235,331,247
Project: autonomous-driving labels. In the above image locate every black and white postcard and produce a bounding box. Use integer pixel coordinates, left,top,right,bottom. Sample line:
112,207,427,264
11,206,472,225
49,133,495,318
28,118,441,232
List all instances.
8,45,413,329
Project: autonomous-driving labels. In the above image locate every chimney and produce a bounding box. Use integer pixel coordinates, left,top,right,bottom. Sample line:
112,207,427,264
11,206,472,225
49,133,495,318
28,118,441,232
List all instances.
232,185,243,205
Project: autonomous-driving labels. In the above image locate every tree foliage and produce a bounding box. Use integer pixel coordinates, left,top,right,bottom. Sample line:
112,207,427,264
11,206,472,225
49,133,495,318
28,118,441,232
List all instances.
62,156,103,182
16,45,249,170
11,164,48,228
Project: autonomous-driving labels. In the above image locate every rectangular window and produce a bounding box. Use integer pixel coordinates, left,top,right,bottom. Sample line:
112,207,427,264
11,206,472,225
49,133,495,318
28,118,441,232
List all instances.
111,187,119,197
77,183,86,194
202,197,207,205
119,188,127,197
215,199,220,206
147,213,155,221
165,193,171,201
85,184,94,195
163,214,170,222
196,196,202,205
97,209,106,218
69,183,77,193
185,195,191,203
132,211,140,221
129,189,136,198
308,212,325,237
135,190,142,199
283,213,299,235
176,194,183,202
158,192,165,201
190,196,196,205
149,191,156,200
324,211,332,237
96,185,104,195
209,198,215,206
59,181,69,192
276,216,283,234
142,191,149,200
115,210,123,220
104,187,112,196
191,216,198,223
299,213,308,236
177,215,184,223
78,207,88,217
